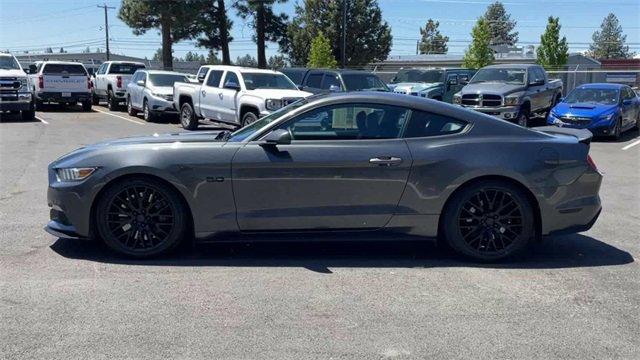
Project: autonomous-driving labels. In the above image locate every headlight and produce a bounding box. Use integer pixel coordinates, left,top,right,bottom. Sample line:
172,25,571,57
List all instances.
599,113,614,121
19,78,28,90
152,93,172,101
55,167,97,182
453,94,461,104
504,95,521,106
265,99,283,111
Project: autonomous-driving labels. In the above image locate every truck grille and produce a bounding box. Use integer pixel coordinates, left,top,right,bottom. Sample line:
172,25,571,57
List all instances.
0,77,21,91
560,116,592,126
461,94,503,107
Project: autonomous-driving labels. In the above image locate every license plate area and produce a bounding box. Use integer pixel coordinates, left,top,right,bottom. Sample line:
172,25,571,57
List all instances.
62,92,71,98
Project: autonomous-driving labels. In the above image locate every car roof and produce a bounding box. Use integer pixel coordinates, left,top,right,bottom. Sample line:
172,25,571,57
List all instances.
307,69,373,75
106,61,145,65
142,70,188,76
41,61,85,65
202,65,282,74
399,67,473,71
577,83,626,90
482,64,539,69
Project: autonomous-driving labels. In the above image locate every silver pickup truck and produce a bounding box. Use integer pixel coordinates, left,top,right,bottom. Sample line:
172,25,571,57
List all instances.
453,64,562,127
0,53,35,121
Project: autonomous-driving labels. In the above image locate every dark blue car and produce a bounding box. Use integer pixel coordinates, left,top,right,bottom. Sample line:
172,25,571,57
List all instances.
547,83,639,139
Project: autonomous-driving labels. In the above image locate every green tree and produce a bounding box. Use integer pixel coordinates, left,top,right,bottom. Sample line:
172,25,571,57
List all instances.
206,50,222,64
45,47,53,53
284,0,392,67
235,0,289,68
462,18,494,69
236,54,258,67
194,0,233,65
184,51,205,62
419,19,448,54
589,13,632,59
307,33,338,68
536,17,569,69
267,54,287,69
483,1,518,46
118,0,202,70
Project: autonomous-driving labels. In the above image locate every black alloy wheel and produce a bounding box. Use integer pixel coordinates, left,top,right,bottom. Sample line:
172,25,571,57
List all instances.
96,178,187,257
242,111,259,126
443,180,534,261
180,102,198,130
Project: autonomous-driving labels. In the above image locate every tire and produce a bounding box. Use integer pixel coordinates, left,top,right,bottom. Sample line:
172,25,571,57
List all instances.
92,93,100,105
516,107,530,127
35,99,44,110
81,100,92,112
142,99,155,122
241,111,259,127
442,180,535,261
180,102,198,130
95,177,188,258
107,90,118,111
127,96,137,116
612,117,622,140
21,108,35,121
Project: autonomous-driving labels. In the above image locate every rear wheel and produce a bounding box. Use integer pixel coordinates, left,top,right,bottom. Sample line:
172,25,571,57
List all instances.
107,90,118,111
180,102,198,130
443,180,534,261
81,100,92,112
95,178,187,258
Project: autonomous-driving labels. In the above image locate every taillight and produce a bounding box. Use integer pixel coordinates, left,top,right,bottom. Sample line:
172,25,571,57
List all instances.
587,154,598,173
38,75,44,89
116,76,122,88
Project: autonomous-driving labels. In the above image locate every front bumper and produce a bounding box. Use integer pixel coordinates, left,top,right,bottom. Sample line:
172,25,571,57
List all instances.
44,220,85,239
36,92,91,103
547,115,616,136
148,96,177,113
0,92,32,111
460,105,520,121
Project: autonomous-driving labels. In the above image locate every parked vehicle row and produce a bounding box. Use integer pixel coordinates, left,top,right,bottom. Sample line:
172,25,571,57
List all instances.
92,61,146,110
29,61,93,111
389,68,474,103
281,68,389,93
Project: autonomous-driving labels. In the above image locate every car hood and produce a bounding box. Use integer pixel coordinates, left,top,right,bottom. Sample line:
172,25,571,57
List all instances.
0,69,27,77
148,86,173,95
246,88,312,98
391,82,441,94
552,102,618,117
461,82,526,95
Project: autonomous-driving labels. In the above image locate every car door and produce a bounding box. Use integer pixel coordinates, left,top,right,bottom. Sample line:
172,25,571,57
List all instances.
535,67,554,108
218,71,242,123
95,63,107,96
231,102,413,231
444,73,461,103
199,69,224,120
527,67,545,111
302,71,324,94
621,87,636,128
129,72,141,108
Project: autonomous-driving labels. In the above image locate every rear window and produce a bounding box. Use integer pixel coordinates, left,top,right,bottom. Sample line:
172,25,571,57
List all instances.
43,64,87,75
108,63,145,74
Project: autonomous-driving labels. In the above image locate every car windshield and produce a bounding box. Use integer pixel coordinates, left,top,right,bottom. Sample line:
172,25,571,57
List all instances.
470,68,526,84
281,69,305,85
564,88,619,105
109,63,145,74
342,74,388,91
227,98,309,142
392,70,444,83
243,73,298,90
0,56,20,70
149,74,188,87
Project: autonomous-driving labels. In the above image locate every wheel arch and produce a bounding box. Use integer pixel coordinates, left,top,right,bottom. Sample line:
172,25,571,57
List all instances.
437,174,542,243
239,103,260,120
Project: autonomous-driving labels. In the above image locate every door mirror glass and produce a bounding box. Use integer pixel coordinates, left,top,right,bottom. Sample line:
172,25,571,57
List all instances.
623,99,632,105
224,81,241,91
261,129,291,146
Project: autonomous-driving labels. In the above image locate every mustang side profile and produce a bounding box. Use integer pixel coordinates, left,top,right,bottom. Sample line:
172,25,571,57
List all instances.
46,92,602,261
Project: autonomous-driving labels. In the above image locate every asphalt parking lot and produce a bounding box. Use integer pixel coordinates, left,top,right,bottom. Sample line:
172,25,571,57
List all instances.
1,104,639,359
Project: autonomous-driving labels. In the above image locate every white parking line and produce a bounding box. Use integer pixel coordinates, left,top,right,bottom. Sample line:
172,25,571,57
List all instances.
93,108,145,125
35,116,49,125
622,139,640,151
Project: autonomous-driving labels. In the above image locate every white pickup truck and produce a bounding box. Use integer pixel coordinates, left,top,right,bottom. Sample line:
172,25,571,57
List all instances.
92,61,146,110
173,65,312,130
0,53,35,121
28,61,92,111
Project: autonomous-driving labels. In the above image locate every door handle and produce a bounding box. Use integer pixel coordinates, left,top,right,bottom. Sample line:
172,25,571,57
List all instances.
369,156,402,166
218,92,223,99
201,90,206,96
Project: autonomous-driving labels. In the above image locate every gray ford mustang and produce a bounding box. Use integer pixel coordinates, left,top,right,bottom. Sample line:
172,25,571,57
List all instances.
46,92,602,261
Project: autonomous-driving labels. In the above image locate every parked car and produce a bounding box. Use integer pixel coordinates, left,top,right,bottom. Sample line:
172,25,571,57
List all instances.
0,52,35,120
173,65,312,130
125,70,188,122
279,67,309,87
454,64,563,127
92,61,146,110
46,92,602,261
28,61,92,111
547,83,639,139
296,68,389,94
388,68,475,103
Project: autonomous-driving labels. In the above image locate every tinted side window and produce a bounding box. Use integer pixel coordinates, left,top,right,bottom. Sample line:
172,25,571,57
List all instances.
276,103,410,141
623,88,635,100
305,73,323,88
206,70,224,87
321,74,341,90
404,111,467,138
534,67,546,82
223,71,239,87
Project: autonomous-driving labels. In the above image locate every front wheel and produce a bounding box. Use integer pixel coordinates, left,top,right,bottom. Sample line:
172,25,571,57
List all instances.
180,102,198,130
127,96,137,116
612,117,622,140
92,93,100,105
95,178,187,258
516,108,530,127
21,109,35,121
142,99,156,122
241,111,259,127
442,180,534,261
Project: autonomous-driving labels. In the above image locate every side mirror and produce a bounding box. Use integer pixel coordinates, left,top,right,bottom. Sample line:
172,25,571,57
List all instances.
224,82,241,91
260,129,291,147
136,80,145,87
28,64,37,74
197,75,206,83
459,79,469,85
529,79,544,87
329,84,341,92
623,99,632,105
447,78,458,85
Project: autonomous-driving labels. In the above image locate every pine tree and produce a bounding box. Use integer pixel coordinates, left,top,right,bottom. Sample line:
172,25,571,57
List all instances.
235,54,258,67
307,32,338,68
589,13,632,59
419,19,448,54
483,1,518,46
194,0,233,65
462,18,494,69
267,55,287,69
536,17,568,69
235,0,289,68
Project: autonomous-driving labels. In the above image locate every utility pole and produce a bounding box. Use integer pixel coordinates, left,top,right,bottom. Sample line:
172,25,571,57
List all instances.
97,3,115,60
341,0,346,68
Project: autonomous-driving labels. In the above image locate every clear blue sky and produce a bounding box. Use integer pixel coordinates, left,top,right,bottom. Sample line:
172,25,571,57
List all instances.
1,0,638,60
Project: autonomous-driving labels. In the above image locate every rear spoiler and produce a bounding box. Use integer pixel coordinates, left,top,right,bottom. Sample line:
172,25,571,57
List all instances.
534,126,593,145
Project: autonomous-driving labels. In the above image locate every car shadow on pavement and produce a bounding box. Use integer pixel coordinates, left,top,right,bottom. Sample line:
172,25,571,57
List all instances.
50,233,634,273
597,128,639,143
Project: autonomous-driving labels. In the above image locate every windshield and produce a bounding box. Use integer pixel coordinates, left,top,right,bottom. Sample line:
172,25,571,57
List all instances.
108,63,145,75
392,69,444,84
243,73,297,90
470,68,526,84
342,74,388,91
149,74,188,87
281,69,305,85
227,99,309,142
0,56,20,70
564,88,619,105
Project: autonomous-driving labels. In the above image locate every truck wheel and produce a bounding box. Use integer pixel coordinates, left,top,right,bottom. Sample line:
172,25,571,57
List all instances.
516,108,530,127
127,96,137,116
21,109,35,121
180,102,198,130
92,93,100,105
107,90,118,111
241,111,259,126
81,100,92,112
